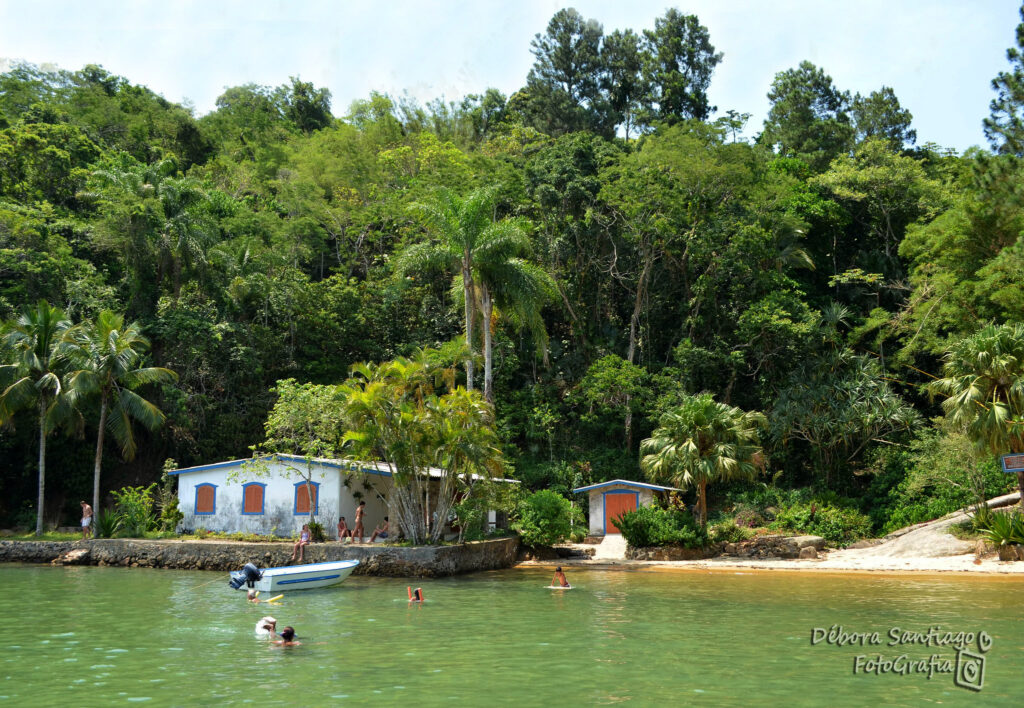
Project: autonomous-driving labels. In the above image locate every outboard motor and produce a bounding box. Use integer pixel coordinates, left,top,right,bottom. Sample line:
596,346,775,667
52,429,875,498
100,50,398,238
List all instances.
228,562,263,590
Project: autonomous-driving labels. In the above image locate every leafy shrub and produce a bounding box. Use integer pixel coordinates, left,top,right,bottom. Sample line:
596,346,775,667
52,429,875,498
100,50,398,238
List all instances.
864,431,1016,533
111,484,157,537
710,520,753,544
615,504,707,548
94,510,121,539
733,509,765,528
979,511,1024,547
770,502,872,544
156,464,183,532
307,521,327,542
513,490,575,546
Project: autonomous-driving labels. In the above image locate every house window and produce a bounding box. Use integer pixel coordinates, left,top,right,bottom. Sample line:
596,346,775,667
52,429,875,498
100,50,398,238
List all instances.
195,483,217,515
242,483,265,515
294,481,319,515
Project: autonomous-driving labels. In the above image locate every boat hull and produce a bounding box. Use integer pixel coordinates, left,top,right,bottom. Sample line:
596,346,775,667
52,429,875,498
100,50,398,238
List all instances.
244,560,360,592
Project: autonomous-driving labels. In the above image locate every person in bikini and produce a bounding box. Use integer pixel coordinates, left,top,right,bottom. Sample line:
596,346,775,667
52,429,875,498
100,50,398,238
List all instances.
353,501,366,543
337,516,353,543
289,524,311,562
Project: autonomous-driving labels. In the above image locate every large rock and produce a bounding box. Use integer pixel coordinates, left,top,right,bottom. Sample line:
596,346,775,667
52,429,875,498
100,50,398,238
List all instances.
798,546,818,560
718,534,827,560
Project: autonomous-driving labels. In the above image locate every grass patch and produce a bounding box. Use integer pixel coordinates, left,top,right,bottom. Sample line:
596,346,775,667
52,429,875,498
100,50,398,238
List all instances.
948,520,985,542
4,531,84,541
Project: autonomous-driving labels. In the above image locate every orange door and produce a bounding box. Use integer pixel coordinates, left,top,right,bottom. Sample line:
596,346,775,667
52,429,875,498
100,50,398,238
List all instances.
604,493,637,534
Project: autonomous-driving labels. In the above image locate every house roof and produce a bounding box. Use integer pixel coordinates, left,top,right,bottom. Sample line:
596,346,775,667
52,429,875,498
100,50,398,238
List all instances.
572,479,681,493
169,453,518,483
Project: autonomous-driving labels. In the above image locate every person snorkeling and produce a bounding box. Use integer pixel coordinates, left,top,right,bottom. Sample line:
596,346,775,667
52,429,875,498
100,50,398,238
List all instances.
274,626,300,646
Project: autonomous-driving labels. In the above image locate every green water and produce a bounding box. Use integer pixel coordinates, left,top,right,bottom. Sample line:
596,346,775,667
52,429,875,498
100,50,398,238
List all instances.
3,564,1023,707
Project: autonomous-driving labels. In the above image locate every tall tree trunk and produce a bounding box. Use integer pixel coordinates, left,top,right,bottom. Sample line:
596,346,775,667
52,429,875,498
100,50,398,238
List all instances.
481,288,494,403
306,479,316,526
92,397,108,524
1018,470,1024,511
462,262,475,390
697,479,707,530
623,243,653,451
36,397,46,536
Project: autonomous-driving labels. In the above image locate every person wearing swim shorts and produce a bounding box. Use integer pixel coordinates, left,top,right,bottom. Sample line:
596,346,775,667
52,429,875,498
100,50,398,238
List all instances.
80,501,93,539
369,516,389,543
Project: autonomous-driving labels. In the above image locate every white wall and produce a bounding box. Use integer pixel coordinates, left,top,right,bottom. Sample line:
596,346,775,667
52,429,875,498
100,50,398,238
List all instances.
176,459,391,538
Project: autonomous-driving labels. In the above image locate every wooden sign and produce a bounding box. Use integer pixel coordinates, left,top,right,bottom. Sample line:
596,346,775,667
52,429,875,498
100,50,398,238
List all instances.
1001,453,1024,473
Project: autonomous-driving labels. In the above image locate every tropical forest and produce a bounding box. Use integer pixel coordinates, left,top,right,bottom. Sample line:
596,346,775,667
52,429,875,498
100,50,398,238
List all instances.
3,6,1024,546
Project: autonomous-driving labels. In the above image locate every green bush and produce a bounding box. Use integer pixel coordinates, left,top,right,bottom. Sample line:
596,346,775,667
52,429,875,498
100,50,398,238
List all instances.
94,510,121,539
770,502,872,544
979,511,1024,547
110,484,157,537
307,521,327,542
615,504,707,549
513,489,576,546
710,520,753,544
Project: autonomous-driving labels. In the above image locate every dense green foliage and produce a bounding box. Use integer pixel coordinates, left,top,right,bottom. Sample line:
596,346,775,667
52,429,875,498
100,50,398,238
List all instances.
3,7,1024,537
110,483,157,537
513,489,576,546
615,503,706,548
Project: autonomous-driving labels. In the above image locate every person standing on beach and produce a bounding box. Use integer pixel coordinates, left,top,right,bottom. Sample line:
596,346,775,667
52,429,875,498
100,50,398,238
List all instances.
353,501,366,543
80,501,93,539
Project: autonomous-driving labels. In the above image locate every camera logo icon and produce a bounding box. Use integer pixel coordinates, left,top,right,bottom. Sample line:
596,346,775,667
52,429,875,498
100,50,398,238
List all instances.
954,647,986,692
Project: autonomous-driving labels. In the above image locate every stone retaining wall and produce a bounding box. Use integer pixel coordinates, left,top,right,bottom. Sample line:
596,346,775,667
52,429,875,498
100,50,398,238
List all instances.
624,534,829,561
0,536,519,578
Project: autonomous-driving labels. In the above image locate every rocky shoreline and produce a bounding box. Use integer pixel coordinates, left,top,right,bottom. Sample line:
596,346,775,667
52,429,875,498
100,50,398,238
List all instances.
0,536,519,578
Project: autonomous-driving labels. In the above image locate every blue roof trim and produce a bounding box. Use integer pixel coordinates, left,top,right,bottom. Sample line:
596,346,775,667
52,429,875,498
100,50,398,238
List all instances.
169,454,396,477
572,479,680,493
170,459,247,475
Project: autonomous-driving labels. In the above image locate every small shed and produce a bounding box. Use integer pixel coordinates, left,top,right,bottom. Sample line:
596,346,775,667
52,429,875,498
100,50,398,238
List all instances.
572,479,681,536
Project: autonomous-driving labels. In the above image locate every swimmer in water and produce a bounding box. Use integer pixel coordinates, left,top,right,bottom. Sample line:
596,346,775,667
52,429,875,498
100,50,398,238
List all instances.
552,566,570,588
247,589,260,603
255,616,277,638
274,626,300,646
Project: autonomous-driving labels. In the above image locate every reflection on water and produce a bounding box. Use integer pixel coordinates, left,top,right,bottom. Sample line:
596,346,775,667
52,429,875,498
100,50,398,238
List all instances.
2,564,1022,706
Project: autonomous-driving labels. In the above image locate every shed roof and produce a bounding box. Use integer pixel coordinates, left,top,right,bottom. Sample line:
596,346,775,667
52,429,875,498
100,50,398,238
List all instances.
572,479,681,493
169,453,518,483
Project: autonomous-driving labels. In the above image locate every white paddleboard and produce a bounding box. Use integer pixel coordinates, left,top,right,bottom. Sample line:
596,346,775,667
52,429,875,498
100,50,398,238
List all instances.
545,585,573,590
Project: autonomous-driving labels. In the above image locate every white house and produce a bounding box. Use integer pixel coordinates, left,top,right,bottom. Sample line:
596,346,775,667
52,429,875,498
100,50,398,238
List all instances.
173,454,513,539
572,479,681,536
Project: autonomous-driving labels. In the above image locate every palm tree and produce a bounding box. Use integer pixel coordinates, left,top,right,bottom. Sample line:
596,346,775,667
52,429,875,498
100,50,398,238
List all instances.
927,323,1024,507
472,222,556,403
640,393,766,528
0,301,73,535
398,186,505,392
63,311,178,520
88,157,213,306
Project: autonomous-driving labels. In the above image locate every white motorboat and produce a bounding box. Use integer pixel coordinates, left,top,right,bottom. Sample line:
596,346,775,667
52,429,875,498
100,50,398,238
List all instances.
229,559,360,592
